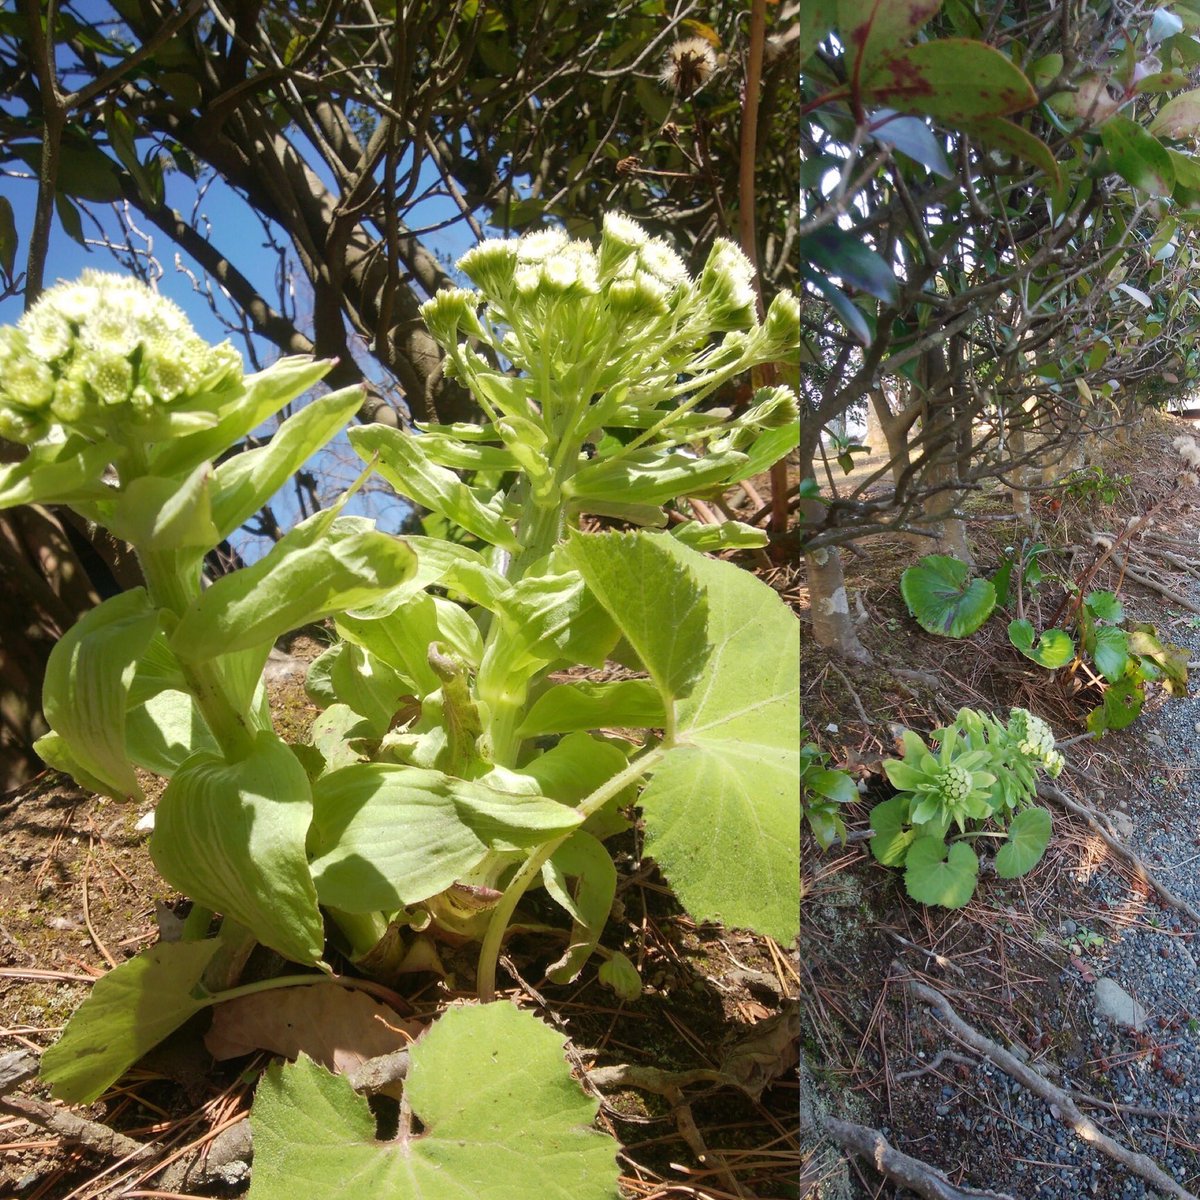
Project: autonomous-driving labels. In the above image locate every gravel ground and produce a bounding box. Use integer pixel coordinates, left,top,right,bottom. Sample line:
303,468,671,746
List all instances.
949,606,1200,1200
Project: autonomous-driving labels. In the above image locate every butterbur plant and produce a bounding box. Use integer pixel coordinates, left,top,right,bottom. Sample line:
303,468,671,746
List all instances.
869,708,1057,908
0,218,800,1194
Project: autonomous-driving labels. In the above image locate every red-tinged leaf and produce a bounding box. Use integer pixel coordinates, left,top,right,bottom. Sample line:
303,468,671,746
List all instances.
837,0,942,78
1070,955,1096,984
205,983,419,1074
1150,88,1200,137
1101,115,1175,195
861,39,1037,122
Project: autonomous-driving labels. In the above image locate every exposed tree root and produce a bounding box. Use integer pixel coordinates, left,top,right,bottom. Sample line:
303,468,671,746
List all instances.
1040,782,1200,927
822,1116,1016,1200
906,976,1200,1200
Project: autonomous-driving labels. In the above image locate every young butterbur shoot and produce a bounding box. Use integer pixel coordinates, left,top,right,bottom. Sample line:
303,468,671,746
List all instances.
801,739,857,850
0,217,800,1195
870,708,1058,908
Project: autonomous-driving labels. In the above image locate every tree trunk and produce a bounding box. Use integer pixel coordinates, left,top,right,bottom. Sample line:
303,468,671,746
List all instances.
800,475,871,664
917,345,974,565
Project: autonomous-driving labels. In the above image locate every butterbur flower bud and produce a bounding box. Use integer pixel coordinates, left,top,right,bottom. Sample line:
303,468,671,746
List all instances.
419,288,483,348
699,239,757,328
516,229,570,263
763,289,800,357
0,270,243,447
458,238,518,297
599,211,648,278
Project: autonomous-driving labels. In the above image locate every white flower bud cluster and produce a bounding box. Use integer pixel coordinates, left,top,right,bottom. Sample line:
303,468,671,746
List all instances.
0,271,242,445
423,215,799,406
1008,707,1064,778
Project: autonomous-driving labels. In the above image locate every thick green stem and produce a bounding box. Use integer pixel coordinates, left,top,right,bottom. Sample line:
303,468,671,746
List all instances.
138,547,257,758
329,907,390,959
476,745,666,1000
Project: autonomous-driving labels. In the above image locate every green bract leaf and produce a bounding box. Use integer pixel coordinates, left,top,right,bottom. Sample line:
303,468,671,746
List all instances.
1101,115,1175,196
125,689,218,775
567,531,708,705
903,837,978,908
150,733,325,965
669,519,769,552
42,588,159,801
337,591,483,697
1091,626,1129,683
308,764,582,912
40,938,223,1104
994,806,1052,878
211,385,364,538
106,462,220,553
149,357,333,478
804,768,858,804
631,537,800,944
517,679,665,737
171,514,417,659
349,423,520,551
542,832,618,984
869,795,914,866
900,555,996,637
564,448,749,509
305,642,410,737
247,1003,620,1200
1007,620,1075,669
0,437,114,509
494,572,619,671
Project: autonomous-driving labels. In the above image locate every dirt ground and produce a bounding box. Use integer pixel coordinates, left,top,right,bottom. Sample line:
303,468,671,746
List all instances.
0,623,802,1197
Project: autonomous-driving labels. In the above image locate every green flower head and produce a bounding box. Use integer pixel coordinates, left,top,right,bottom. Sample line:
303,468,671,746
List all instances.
0,271,242,446
883,726,997,834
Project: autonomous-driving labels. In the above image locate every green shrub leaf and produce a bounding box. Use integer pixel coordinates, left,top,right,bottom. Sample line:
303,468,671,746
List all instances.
994,806,1052,878
1085,590,1124,623
900,555,996,637
903,837,978,908
247,1003,620,1200
1091,626,1129,683
1007,619,1075,668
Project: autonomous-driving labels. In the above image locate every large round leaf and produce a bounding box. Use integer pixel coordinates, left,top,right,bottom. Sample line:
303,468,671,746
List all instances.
903,837,978,908
994,807,1052,878
900,555,996,638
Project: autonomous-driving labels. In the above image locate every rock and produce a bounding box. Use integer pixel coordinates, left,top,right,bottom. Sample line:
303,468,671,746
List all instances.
1109,811,1135,841
1094,978,1149,1031
1060,919,1077,937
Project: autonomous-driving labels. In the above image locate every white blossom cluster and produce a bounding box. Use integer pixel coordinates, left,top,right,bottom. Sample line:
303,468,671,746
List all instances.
419,214,799,399
1008,707,1065,778
0,271,242,445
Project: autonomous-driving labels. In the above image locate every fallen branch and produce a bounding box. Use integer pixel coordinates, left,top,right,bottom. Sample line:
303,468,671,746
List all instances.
0,1093,151,1162
907,976,1200,1200
823,1115,1016,1200
1040,783,1200,927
